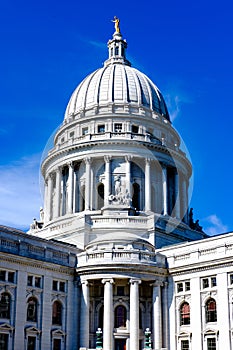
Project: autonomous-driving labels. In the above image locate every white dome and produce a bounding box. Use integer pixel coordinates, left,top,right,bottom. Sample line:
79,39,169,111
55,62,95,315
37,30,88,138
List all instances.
64,64,170,122
64,31,170,122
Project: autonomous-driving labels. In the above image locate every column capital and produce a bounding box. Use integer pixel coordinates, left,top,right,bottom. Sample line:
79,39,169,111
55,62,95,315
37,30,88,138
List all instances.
67,161,74,168
101,278,114,285
104,155,112,163
125,154,133,162
129,278,141,285
145,157,152,165
84,157,92,165
80,278,89,286
150,280,164,287
55,165,63,173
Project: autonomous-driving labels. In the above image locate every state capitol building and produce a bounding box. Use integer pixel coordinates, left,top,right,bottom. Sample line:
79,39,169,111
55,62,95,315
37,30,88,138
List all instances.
1,20,233,350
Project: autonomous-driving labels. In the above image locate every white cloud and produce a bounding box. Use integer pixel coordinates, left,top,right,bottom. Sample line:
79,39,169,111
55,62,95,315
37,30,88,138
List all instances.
166,95,181,121
204,214,228,236
0,154,43,230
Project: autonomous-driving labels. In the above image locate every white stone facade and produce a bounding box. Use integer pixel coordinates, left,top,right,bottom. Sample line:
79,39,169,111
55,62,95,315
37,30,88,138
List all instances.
0,25,232,350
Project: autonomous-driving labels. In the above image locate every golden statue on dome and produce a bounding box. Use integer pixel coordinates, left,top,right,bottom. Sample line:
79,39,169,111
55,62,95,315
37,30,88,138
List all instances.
112,16,120,34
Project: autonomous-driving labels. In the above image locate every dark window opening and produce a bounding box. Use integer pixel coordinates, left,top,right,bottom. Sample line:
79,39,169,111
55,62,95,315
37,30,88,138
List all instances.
181,340,189,350
114,123,122,133
97,183,104,210
0,333,8,350
0,271,6,281
53,339,61,350
207,338,216,350
98,125,105,133
0,292,11,319
206,298,217,323
132,125,139,133
132,183,140,211
98,305,104,329
114,305,126,328
27,297,37,322
52,301,62,325
27,336,36,350
117,286,124,296
180,302,190,325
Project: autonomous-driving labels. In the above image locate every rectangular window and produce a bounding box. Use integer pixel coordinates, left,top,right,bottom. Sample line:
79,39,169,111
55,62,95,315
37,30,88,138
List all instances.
0,271,6,281
230,274,233,284
98,125,105,133
132,125,139,133
0,334,8,350
60,282,65,292
181,340,189,350
70,131,74,137
117,286,125,296
82,127,88,135
27,275,33,286
177,283,183,293
53,339,61,350
8,272,15,283
185,281,190,291
114,123,122,133
27,336,36,350
53,280,58,291
202,278,209,289
34,277,41,288
211,277,217,287
207,338,216,350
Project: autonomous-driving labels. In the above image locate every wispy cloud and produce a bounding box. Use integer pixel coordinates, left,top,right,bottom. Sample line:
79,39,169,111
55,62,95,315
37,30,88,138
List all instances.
0,154,42,230
165,88,193,122
204,214,228,236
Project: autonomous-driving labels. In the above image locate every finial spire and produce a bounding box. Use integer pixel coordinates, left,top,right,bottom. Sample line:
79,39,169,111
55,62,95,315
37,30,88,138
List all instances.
111,16,120,34
104,17,131,67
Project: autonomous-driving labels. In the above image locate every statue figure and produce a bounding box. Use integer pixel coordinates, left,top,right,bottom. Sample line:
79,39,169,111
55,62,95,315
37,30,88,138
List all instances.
112,16,120,34
114,175,121,196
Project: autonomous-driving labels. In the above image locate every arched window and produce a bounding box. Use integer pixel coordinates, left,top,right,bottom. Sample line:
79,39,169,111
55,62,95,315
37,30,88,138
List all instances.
205,298,217,322
0,292,11,319
52,301,62,325
132,183,140,210
180,302,190,325
98,305,104,329
114,305,126,328
27,297,38,322
97,183,104,209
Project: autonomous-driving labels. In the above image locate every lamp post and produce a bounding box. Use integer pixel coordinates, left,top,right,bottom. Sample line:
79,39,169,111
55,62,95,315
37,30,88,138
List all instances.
144,328,152,349
96,328,103,349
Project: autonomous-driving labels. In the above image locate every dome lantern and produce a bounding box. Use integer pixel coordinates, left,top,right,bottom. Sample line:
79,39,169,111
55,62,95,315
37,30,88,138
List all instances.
105,17,131,67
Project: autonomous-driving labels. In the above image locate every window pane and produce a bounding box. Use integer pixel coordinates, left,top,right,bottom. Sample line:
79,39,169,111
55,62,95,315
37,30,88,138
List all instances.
60,282,65,292
0,271,6,281
206,299,217,322
185,281,190,291
202,278,209,289
27,336,36,350
53,281,58,291
98,125,105,133
211,277,217,287
207,338,216,350
0,293,11,319
52,301,62,325
0,334,8,350
114,305,126,328
27,276,33,286
8,272,14,283
177,283,183,293
53,339,61,350
181,340,189,350
180,302,190,325
114,124,122,133
35,277,41,288
27,297,37,322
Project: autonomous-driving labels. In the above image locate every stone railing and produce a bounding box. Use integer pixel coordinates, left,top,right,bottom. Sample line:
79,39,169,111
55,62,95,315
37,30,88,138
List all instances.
77,249,165,267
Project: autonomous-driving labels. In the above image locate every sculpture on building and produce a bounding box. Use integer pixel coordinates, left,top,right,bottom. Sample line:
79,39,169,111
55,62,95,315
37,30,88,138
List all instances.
112,16,120,34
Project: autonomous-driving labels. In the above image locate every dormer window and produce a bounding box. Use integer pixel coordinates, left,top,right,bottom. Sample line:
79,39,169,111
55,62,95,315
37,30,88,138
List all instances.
114,123,122,133
132,125,139,133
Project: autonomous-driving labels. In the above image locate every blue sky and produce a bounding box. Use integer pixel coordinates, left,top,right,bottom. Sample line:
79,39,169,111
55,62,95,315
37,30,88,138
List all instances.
0,0,232,234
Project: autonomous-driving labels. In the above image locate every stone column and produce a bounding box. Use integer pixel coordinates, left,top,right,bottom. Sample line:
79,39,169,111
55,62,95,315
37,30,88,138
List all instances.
162,164,168,215
46,173,53,221
125,155,132,198
145,158,152,211
104,156,111,206
130,279,141,350
84,157,91,210
67,162,74,214
54,167,61,218
174,170,180,219
181,176,188,223
43,180,48,223
102,279,114,350
80,280,90,348
152,281,163,350
162,282,168,349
